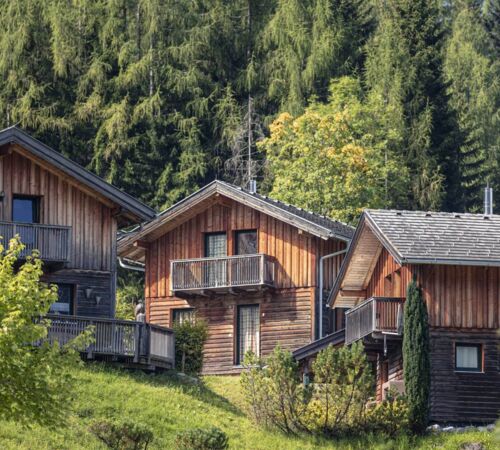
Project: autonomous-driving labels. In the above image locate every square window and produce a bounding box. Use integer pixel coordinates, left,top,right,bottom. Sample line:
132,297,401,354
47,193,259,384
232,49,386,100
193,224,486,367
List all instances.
235,230,258,255
172,308,195,325
455,343,482,372
49,284,74,315
204,232,227,258
13,195,40,223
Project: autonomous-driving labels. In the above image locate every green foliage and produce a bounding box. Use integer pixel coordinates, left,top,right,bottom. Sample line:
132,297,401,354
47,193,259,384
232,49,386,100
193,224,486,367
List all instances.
0,236,88,427
403,278,430,434
241,343,377,437
174,426,228,450
260,76,408,224
89,418,153,449
173,318,208,375
364,395,410,437
307,342,373,434
115,276,143,320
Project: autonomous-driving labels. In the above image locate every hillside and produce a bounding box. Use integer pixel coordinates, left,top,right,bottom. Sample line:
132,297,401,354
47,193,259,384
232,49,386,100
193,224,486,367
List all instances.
0,364,495,450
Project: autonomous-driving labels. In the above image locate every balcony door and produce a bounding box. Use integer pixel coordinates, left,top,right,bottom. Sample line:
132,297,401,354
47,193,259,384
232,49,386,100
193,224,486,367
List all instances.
204,232,227,287
12,195,41,251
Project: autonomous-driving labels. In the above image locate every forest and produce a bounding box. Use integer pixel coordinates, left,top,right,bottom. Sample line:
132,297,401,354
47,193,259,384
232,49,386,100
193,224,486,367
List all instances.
0,0,498,222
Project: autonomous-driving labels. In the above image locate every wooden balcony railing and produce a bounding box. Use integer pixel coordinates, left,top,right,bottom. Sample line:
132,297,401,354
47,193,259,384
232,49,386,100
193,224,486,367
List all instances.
171,254,275,294
345,297,404,345
0,221,71,262
43,314,175,369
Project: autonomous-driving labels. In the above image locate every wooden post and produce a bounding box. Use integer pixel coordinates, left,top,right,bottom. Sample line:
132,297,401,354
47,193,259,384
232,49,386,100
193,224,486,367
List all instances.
134,323,140,363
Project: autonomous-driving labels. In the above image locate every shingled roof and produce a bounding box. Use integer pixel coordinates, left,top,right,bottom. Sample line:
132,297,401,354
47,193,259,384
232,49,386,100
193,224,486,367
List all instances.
118,180,354,262
366,209,500,265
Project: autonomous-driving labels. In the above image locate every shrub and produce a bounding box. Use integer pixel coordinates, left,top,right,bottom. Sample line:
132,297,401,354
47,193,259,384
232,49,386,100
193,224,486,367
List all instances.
174,426,228,450
240,347,310,434
89,419,153,449
173,318,208,374
364,394,410,436
306,342,373,435
403,277,430,433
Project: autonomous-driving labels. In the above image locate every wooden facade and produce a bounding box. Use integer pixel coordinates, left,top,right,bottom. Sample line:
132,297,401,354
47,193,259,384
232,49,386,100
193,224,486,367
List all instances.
333,212,500,423
126,192,349,374
0,128,154,318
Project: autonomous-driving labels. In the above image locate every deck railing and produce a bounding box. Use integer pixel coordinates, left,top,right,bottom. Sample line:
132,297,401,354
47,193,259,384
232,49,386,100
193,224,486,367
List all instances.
43,314,175,368
0,221,71,262
171,254,275,292
345,297,404,345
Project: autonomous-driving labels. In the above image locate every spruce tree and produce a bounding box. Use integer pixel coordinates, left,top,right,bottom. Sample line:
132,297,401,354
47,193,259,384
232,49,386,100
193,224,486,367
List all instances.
403,278,430,434
365,0,462,211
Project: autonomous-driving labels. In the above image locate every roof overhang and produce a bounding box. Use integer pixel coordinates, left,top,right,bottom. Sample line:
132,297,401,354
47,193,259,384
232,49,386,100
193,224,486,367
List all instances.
118,180,352,261
0,127,156,223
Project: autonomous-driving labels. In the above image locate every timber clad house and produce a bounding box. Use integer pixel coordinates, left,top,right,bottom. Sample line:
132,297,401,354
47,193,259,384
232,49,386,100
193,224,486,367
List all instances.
118,180,354,374
0,127,174,369
329,210,500,423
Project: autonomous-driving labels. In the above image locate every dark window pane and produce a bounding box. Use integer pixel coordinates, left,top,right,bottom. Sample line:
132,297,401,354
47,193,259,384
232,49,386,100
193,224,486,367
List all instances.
13,196,39,223
49,284,74,315
173,308,195,325
237,304,259,364
235,230,257,255
205,232,227,257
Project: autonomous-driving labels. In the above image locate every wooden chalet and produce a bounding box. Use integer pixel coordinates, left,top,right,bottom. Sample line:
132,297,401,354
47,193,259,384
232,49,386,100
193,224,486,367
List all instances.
328,209,500,423
118,180,354,374
0,127,175,369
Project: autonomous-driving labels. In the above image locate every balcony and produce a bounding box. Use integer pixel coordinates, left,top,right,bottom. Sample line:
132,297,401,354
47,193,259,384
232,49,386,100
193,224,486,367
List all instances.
43,314,175,370
345,297,404,345
171,254,275,296
0,221,71,263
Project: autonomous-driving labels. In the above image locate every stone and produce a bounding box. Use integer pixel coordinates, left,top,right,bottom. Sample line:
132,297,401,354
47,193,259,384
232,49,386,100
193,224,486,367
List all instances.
442,426,455,433
427,424,441,433
486,424,495,432
459,443,485,450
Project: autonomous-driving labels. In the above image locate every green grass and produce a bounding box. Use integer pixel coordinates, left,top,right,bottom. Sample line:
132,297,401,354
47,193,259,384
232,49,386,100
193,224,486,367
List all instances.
0,363,496,449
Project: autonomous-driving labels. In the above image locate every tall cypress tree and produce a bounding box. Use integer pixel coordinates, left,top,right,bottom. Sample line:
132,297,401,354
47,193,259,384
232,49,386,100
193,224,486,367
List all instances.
403,278,430,434
365,0,462,211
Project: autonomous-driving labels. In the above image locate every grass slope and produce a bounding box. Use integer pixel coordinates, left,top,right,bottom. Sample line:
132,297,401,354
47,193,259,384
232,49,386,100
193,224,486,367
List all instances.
0,363,495,450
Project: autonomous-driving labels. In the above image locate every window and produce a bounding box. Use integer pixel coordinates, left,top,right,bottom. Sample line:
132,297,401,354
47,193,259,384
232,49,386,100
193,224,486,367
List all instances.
13,195,40,223
172,308,195,325
236,304,260,364
235,230,258,255
204,232,227,258
455,343,482,372
49,284,74,315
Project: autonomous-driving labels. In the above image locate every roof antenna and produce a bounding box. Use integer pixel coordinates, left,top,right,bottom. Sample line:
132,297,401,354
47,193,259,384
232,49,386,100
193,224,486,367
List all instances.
484,184,493,215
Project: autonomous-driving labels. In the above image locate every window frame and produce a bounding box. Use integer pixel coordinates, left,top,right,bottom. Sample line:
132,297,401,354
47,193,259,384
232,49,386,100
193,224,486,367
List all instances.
204,232,227,258
455,343,483,373
171,308,195,326
234,229,258,255
49,283,75,316
235,303,260,365
12,194,41,224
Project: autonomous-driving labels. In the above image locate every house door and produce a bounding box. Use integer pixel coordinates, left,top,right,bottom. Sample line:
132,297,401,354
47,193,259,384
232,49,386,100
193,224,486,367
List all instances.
236,304,260,364
204,232,227,287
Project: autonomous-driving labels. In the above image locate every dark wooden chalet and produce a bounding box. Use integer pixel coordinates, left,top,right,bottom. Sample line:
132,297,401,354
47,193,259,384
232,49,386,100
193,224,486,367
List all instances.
118,180,354,374
0,127,175,369
329,210,500,423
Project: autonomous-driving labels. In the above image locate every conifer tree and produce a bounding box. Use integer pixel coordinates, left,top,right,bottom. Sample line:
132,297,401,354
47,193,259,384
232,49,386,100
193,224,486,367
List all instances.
403,278,430,434
365,0,462,211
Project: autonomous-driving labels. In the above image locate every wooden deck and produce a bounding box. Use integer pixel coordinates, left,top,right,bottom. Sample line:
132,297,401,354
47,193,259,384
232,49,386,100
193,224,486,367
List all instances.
345,297,404,345
44,314,175,370
171,253,275,296
0,221,71,262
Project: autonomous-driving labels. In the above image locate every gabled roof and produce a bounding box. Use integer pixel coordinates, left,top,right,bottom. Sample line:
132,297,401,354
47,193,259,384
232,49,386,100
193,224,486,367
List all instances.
118,180,354,259
0,126,155,222
329,209,500,308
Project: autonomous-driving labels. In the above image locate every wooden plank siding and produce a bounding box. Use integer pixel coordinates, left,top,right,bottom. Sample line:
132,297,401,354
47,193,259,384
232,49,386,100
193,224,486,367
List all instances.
0,149,115,272
0,146,120,317
364,248,499,330
144,197,347,373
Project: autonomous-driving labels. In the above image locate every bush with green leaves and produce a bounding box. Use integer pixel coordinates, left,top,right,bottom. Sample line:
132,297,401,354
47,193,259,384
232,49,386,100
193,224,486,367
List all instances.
174,426,228,450
0,236,90,427
364,393,410,437
173,318,208,374
90,419,153,450
241,343,374,436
